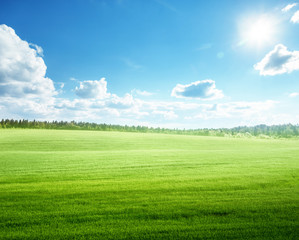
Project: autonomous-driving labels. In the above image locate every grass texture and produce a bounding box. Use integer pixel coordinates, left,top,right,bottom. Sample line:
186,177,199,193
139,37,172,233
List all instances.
0,129,298,239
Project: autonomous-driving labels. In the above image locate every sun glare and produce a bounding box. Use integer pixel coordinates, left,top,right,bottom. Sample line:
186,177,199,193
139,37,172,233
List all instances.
247,18,272,44
239,15,277,48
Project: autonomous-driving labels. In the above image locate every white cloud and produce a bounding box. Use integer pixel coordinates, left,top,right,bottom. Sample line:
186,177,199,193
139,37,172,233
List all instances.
29,43,44,56
132,89,154,96
218,101,276,117
254,44,299,75
184,100,278,127
0,24,57,119
152,110,178,120
106,93,135,109
19,95,287,128
291,10,299,23
171,80,223,100
0,24,56,99
282,3,297,12
53,93,149,123
75,78,110,99
289,92,299,97
0,97,58,119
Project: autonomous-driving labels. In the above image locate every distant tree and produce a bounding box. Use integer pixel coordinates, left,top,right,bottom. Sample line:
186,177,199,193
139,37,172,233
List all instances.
0,119,298,138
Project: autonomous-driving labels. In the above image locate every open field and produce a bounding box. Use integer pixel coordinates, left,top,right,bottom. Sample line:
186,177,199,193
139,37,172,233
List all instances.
0,129,298,239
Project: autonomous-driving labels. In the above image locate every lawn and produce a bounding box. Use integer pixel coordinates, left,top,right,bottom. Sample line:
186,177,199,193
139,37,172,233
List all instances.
0,129,298,239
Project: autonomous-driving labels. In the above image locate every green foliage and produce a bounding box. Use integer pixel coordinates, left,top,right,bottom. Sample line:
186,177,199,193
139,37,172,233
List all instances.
0,130,298,239
1,119,299,138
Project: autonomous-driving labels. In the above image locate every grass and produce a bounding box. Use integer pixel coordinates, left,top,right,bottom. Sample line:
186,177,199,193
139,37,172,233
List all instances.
0,129,298,239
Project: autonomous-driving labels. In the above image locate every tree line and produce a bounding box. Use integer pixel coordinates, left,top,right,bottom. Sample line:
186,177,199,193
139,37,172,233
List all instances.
0,119,299,138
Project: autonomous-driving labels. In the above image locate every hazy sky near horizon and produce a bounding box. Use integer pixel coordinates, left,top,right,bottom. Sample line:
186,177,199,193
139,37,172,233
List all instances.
0,0,299,128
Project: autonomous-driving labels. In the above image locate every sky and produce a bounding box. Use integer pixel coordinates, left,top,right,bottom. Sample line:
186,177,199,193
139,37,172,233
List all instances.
0,0,299,129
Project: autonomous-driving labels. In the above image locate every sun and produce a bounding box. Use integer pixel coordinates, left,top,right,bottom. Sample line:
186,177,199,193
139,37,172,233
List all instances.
247,18,273,44
239,14,277,48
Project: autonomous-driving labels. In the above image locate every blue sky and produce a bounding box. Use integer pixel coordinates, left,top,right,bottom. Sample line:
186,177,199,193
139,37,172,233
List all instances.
0,0,299,128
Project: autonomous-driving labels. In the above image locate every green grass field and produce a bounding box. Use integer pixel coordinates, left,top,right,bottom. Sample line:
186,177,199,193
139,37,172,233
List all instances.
0,129,298,239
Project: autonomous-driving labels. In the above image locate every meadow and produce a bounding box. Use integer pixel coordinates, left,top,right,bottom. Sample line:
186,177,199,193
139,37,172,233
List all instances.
0,129,298,239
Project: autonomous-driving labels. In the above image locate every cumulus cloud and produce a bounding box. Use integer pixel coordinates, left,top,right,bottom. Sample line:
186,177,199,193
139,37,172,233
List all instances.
254,44,299,75
0,24,56,99
282,3,297,12
289,92,299,97
75,78,110,99
0,24,57,119
0,97,58,119
106,93,135,109
171,80,223,100
291,10,299,23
